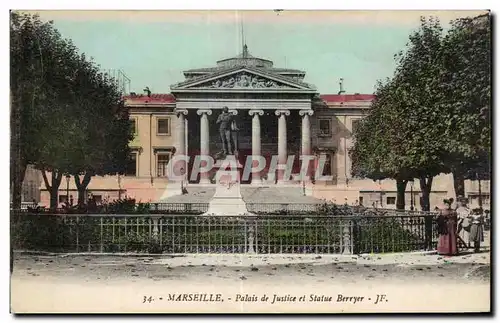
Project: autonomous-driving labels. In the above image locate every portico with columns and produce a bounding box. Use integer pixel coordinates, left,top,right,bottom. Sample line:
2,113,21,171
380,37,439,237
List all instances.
173,105,316,186
170,45,318,185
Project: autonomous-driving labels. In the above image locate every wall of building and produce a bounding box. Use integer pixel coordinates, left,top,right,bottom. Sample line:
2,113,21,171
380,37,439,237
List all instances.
37,100,491,210
129,109,177,178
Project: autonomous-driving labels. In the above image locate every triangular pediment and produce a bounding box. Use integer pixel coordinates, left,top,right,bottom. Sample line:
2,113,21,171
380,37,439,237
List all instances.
171,67,313,91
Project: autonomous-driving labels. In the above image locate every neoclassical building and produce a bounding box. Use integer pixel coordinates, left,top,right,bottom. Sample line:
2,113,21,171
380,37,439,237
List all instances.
38,46,490,210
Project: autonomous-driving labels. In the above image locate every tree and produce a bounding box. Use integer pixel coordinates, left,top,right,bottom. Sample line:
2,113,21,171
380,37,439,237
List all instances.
37,51,132,207
352,17,449,211
390,17,451,211
10,12,81,209
11,12,132,209
350,79,413,210
439,14,491,197
67,66,132,205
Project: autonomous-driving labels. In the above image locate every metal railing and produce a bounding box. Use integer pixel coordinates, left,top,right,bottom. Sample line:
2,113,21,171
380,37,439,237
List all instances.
148,203,209,213
246,203,323,214
11,202,438,217
11,203,210,214
11,212,438,254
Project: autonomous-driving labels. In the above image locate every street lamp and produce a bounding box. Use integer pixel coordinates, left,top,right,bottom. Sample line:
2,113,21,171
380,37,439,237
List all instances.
409,179,414,211
65,174,71,205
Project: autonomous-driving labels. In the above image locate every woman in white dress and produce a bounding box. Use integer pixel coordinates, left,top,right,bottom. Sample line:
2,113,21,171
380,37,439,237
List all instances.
456,199,471,249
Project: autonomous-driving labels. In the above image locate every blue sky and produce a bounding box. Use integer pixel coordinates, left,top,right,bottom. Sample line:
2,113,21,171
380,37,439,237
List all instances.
32,10,486,95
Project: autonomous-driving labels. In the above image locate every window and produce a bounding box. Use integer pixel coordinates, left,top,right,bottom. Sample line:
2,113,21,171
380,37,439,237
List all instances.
359,196,364,206
157,117,171,135
386,197,396,205
318,119,332,136
59,195,68,204
352,119,361,134
130,118,138,135
157,153,170,177
125,152,138,176
93,195,102,204
320,153,332,176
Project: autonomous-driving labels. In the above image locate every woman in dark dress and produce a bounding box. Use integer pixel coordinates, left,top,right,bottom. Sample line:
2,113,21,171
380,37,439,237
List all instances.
437,199,458,256
469,208,484,253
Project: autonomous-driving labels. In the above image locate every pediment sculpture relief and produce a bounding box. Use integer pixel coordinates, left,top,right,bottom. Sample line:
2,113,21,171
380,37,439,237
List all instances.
198,73,292,89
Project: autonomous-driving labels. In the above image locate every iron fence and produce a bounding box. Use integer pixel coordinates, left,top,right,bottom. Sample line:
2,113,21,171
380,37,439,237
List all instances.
245,203,439,217
148,203,209,213
10,203,209,214
11,202,437,217
246,203,322,214
11,212,438,254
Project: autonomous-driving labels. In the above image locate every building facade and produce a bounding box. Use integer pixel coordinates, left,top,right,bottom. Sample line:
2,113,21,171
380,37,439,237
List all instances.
38,47,490,210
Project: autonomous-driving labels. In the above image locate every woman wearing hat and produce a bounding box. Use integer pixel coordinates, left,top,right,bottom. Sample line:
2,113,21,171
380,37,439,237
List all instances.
436,199,458,256
456,198,471,249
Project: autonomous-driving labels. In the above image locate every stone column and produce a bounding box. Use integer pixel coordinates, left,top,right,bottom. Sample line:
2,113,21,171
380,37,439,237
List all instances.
197,109,212,184
184,117,188,160
275,109,290,184
337,136,347,185
228,109,239,154
175,109,188,181
299,109,314,182
249,109,264,185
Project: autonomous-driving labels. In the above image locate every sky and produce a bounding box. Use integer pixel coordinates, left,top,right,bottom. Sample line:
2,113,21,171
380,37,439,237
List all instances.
29,10,487,95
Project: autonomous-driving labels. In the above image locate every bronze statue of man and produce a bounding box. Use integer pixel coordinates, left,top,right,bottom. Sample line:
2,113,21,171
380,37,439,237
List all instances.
216,107,238,155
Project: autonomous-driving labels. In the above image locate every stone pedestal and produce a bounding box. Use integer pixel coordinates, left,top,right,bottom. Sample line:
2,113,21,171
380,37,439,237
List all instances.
204,156,251,216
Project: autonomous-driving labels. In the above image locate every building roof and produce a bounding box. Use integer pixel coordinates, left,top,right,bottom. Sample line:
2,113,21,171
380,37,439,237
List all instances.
321,94,375,102
172,65,315,90
123,93,375,104
183,45,306,79
184,67,305,75
124,93,176,104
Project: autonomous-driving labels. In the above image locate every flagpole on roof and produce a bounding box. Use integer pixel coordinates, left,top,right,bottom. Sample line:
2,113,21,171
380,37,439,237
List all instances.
240,12,246,56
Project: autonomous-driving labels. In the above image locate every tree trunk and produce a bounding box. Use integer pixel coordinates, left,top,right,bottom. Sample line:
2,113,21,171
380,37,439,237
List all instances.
75,172,93,205
419,176,434,212
11,162,27,210
396,179,408,210
452,169,465,198
10,90,26,210
478,178,483,210
42,170,63,210
50,185,59,210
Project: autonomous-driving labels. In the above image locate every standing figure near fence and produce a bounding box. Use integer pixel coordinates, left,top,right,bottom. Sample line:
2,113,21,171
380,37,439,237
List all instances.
469,208,484,253
456,198,471,248
436,199,458,256
484,210,490,230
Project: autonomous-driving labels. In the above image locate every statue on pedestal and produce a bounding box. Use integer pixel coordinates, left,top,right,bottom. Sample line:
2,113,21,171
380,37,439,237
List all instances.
216,106,239,159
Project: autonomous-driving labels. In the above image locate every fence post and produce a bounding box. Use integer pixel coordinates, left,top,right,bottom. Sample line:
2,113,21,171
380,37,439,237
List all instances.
247,222,255,254
352,219,360,254
424,214,433,251
152,217,159,238
100,217,103,253
76,216,80,253
159,217,163,249
342,220,352,255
